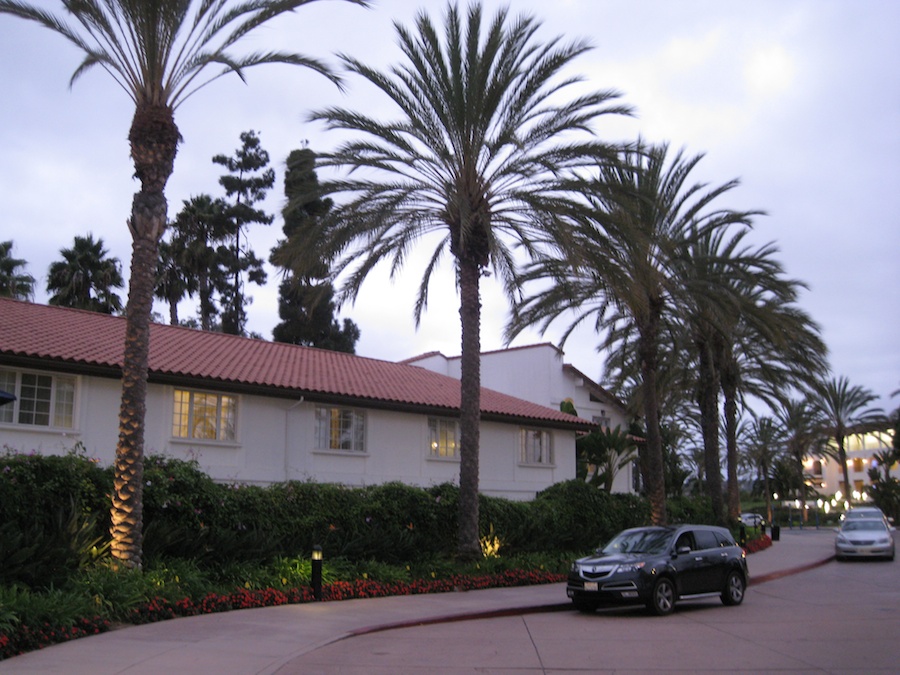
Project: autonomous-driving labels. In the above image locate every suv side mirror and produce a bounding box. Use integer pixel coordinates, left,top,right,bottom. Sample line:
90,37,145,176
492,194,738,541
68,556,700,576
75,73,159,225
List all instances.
676,546,691,556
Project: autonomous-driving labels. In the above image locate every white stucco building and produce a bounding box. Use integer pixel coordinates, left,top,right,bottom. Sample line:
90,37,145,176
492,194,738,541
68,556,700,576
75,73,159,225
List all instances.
0,298,595,500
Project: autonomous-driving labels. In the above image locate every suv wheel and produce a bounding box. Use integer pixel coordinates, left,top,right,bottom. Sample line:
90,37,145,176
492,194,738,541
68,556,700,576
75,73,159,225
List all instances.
721,570,745,606
647,577,675,616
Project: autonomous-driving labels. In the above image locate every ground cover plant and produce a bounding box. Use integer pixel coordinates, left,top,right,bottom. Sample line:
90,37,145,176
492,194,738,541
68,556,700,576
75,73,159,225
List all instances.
0,448,767,659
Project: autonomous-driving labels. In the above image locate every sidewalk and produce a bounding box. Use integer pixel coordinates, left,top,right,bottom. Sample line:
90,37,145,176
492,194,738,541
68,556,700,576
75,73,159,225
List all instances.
0,528,836,675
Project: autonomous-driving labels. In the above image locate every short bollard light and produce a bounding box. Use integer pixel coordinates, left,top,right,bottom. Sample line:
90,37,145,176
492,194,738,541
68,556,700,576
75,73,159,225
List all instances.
311,545,323,601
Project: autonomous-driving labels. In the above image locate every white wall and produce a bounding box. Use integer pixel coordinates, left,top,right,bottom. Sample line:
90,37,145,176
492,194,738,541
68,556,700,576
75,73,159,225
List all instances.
406,344,636,494
0,369,577,500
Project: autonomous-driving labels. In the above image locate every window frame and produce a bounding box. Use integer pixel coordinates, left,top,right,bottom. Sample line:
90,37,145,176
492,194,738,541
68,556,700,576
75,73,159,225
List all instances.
519,427,554,466
171,387,238,443
427,417,460,460
314,405,367,453
0,367,78,430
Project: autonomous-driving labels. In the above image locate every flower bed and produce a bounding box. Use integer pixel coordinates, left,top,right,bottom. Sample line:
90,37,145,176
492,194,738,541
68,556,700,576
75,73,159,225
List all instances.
742,534,773,554
0,569,563,659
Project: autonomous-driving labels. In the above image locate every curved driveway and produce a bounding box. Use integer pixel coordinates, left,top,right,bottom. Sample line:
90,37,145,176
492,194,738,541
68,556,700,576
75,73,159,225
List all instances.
6,528,894,674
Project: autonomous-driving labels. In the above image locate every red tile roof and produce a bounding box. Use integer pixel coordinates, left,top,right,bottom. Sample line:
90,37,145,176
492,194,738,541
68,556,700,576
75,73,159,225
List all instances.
0,298,592,430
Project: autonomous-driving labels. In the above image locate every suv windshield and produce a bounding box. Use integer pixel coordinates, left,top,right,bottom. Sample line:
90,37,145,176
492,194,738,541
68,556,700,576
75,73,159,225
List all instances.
601,529,671,555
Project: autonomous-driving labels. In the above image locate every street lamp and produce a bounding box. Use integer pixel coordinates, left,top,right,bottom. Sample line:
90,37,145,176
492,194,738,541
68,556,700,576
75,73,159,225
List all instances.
311,545,323,601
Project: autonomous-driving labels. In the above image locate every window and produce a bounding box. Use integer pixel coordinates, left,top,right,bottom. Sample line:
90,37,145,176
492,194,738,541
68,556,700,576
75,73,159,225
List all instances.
315,406,365,452
428,418,459,458
520,428,553,465
811,459,823,477
592,409,611,429
852,458,864,473
172,389,236,441
0,368,76,428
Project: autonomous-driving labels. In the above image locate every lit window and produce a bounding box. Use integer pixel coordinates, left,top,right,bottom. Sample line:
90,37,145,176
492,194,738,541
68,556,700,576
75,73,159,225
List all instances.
315,406,365,452
520,428,553,465
428,418,459,458
0,368,76,428
852,458,864,473
172,389,236,441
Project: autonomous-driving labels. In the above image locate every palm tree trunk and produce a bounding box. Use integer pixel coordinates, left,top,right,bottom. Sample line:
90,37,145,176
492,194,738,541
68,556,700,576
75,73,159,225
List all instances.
837,435,851,498
638,316,667,526
457,259,482,560
111,103,178,568
112,232,158,567
696,339,725,524
722,372,741,520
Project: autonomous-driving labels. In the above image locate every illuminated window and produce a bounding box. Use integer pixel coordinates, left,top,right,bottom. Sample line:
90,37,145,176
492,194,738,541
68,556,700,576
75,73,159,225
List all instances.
315,406,365,452
428,418,459,458
0,368,75,428
852,458,864,473
172,389,236,441
520,428,553,465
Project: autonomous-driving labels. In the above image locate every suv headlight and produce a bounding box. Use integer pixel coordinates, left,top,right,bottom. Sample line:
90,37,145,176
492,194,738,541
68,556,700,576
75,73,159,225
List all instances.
614,562,645,574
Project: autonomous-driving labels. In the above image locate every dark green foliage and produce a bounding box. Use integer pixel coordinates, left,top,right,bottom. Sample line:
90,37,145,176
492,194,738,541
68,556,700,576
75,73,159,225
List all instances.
4,450,721,589
0,448,112,588
665,495,716,525
528,480,650,552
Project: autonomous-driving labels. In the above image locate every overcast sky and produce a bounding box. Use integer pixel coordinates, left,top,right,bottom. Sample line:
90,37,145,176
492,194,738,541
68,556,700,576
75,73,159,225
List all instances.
1,0,898,413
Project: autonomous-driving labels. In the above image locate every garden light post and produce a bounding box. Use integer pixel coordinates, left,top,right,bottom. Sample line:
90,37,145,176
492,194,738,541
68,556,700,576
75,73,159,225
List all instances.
311,545,323,601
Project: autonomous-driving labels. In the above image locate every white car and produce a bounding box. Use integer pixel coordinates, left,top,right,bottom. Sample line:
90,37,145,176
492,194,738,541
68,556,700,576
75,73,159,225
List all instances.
739,513,765,528
841,506,891,526
835,519,895,561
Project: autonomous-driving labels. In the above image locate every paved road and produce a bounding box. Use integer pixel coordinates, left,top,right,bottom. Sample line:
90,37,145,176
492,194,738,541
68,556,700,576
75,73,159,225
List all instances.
5,528,894,674
291,534,898,674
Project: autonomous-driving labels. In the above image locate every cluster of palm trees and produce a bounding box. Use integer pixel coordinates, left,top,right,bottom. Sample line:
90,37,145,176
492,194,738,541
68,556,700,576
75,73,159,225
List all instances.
1,1,892,567
742,377,893,523
1,235,124,313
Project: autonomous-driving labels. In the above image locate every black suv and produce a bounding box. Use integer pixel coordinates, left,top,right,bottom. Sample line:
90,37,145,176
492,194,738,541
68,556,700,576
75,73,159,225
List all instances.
567,524,749,615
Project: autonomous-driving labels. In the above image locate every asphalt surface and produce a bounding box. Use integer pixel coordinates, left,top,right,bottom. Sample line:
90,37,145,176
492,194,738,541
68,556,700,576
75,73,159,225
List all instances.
2,527,871,674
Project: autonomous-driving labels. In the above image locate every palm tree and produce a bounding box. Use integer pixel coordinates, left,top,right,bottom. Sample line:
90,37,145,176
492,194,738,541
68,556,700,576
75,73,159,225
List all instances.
509,141,751,525
673,225,826,521
168,194,233,330
812,376,884,499
294,2,631,558
47,234,124,313
578,425,638,493
155,237,195,325
0,240,35,300
1,0,368,567
776,396,822,519
743,415,786,523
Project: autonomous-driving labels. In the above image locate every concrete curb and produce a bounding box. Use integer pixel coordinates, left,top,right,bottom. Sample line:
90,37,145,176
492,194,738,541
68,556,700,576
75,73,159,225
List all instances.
752,554,835,584
343,553,837,641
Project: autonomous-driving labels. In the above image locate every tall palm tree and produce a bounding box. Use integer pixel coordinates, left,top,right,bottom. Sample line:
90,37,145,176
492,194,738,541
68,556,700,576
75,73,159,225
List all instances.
673,225,826,521
47,233,124,313
1,0,368,567
294,2,631,558
812,376,884,498
509,141,752,525
0,240,35,300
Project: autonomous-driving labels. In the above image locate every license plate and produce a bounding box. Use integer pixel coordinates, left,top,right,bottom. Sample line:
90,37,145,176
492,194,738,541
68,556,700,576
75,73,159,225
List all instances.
584,582,598,591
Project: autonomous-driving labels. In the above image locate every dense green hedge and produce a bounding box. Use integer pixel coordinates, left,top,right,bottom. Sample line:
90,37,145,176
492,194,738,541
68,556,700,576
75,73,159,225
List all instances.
2,449,719,590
